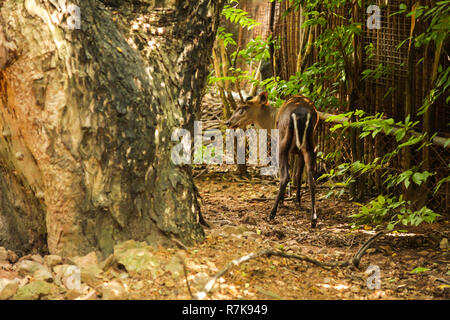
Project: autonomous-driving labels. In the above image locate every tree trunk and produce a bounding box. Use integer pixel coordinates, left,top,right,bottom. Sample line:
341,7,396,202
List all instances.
0,0,223,257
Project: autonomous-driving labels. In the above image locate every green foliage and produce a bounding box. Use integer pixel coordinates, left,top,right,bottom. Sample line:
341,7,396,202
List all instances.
410,267,431,274
234,36,272,63
322,110,444,229
402,1,450,114
211,0,447,231
350,195,440,231
210,1,274,92
222,3,261,30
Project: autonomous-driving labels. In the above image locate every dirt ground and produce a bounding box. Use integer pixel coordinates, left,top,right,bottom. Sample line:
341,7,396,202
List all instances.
1,165,448,300
124,166,449,300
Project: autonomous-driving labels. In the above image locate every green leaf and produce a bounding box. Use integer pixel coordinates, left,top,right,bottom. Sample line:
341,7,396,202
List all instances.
404,178,410,189
410,267,430,274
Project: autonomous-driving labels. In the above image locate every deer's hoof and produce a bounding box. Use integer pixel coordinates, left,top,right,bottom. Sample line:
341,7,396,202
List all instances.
311,219,317,228
269,212,276,220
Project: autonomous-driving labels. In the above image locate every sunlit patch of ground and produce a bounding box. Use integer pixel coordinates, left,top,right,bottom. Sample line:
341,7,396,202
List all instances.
113,167,449,300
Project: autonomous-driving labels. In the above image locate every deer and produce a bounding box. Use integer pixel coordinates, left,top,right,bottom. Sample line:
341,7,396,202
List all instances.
225,92,319,227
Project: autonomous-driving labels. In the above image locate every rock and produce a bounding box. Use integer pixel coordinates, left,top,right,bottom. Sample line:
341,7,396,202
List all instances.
351,285,360,293
132,281,145,290
99,254,115,271
30,254,44,264
7,250,18,263
0,247,7,261
16,260,53,282
44,255,63,268
230,234,242,241
0,261,12,272
222,225,243,235
65,289,83,300
114,240,160,275
0,278,20,300
13,280,58,300
440,238,448,250
210,229,227,238
69,252,103,287
119,273,129,280
164,279,175,288
417,250,429,257
65,284,90,300
53,264,82,291
165,256,184,279
241,214,257,225
101,281,128,300
323,277,332,284
192,272,209,290
242,231,258,240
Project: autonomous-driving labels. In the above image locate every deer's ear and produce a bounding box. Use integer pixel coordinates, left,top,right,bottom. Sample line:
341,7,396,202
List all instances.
258,91,269,105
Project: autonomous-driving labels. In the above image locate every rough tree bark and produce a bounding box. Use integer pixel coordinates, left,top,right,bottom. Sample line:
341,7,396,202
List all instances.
0,0,223,257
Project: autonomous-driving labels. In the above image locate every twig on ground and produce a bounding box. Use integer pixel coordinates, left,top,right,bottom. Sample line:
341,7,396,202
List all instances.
435,278,450,285
193,231,386,300
169,236,188,251
246,196,295,202
182,263,193,298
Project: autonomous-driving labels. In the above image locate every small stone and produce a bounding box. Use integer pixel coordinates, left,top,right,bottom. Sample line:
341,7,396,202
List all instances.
192,272,209,290
101,281,128,300
7,251,18,263
65,289,83,300
165,256,183,279
16,260,53,282
30,254,44,264
440,238,448,250
132,281,145,290
351,285,360,293
210,229,227,238
99,254,115,271
0,247,7,261
69,252,103,287
242,231,258,240
13,280,57,300
241,214,257,225
417,250,429,257
0,278,20,299
230,234,242,241
118,273,129,280
44,255,63,268
53,264,81,290
164,279,175,288
64,283,90,300
222,225,241,235
323,277,332,284
114,241,160,275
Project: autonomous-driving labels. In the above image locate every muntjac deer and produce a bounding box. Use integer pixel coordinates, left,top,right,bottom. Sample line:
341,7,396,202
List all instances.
226,92,319,227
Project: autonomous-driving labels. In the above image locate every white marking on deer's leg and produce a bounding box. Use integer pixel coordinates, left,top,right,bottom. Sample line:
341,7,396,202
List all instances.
302,113,311,148
292,113,301,149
